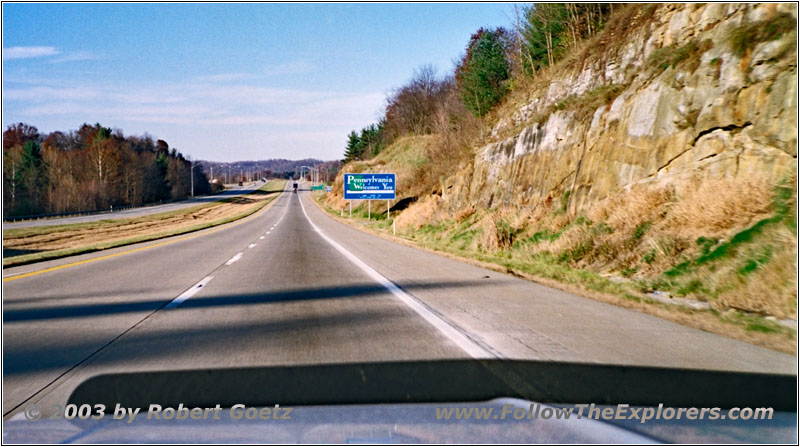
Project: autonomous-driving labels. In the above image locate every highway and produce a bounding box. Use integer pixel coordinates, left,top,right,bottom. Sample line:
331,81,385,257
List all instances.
2,183,263,229
3,182,796,419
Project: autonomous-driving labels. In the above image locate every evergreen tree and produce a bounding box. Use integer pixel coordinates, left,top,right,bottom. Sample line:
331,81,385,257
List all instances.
456,28,511,117
343,130,362,162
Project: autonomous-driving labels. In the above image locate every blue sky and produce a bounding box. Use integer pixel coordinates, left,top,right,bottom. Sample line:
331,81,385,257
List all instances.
2,3,515,161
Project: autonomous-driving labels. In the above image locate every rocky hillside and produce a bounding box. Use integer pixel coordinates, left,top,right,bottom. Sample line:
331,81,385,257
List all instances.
446,3,796,213
326,3,797,336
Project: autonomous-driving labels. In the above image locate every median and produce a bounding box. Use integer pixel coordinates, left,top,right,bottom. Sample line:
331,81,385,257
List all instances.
2,180,286,267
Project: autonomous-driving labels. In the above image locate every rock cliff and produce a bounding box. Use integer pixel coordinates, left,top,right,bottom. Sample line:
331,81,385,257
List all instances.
445,3,796,214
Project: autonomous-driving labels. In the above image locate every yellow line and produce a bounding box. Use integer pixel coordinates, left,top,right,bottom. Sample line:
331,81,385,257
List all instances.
3,187,285,283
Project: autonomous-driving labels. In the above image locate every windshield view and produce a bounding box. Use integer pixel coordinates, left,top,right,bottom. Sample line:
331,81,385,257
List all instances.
2,2,798,444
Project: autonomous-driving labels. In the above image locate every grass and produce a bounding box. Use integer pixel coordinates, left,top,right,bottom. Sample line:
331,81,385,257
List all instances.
648,39,713,73
314,173,797,353
653,181,795,314
3,180,286,267
728,12,796,56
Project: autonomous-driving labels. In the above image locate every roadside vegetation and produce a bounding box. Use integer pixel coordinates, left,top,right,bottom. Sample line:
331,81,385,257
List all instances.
3,180,285,267
326,3,797,353
315,172,797,353
3,122,217,218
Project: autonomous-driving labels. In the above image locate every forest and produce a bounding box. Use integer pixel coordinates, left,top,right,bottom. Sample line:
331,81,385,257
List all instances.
3,122,212,217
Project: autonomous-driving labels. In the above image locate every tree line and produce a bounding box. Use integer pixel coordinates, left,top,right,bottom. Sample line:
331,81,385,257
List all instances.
342,3,616,164
3,122,212,217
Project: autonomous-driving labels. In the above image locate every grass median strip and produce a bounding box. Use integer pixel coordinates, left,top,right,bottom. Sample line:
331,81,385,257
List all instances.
2,180,286,268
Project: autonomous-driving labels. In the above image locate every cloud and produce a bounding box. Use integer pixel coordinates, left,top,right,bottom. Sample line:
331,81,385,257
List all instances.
4,75,386,160
3,86,102,101
3,46,59,60
50,51,98,63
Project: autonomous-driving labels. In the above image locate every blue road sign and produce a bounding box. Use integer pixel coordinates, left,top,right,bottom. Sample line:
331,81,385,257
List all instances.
343,173,396,200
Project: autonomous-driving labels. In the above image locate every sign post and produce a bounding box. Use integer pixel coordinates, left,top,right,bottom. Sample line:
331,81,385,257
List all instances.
343,174,396,221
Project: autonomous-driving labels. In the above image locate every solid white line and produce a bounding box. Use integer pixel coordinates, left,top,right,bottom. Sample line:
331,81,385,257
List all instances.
297,194,495,359
248,243,257,248
225,252,243,265
165,276,213,309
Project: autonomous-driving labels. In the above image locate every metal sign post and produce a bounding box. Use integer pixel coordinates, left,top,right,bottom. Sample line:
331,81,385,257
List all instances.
349,201,352,218
368,200,371,220
387,200,390,220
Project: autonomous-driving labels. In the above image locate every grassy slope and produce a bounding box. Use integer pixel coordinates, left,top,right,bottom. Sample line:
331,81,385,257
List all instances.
314,186,796,354
3,180,286,267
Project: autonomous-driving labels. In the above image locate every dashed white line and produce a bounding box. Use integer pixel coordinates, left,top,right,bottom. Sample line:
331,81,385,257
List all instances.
260,236,265,240
248,243,257,248
225,252,244,265
297,195,496,359
165,276,213,309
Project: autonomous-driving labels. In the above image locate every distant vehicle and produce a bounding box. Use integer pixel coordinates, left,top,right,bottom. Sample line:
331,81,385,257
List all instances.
238,181,243,186
293,182,298,193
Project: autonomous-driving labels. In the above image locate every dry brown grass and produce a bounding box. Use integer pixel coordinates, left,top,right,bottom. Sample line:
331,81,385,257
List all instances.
665,177,774,240
716,230,797,319
4,191,277,254
395,196,443,231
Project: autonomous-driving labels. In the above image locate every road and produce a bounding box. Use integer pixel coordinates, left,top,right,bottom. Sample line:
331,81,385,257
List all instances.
3,182,796,419
2,183,263,230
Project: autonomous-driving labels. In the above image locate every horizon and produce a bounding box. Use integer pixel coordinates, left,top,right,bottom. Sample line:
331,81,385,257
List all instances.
2,3,513,162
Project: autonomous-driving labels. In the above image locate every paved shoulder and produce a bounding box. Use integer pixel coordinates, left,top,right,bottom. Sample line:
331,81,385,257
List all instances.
299,191,796,375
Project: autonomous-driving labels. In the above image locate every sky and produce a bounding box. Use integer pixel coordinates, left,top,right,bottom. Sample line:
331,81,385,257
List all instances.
2,3,515,162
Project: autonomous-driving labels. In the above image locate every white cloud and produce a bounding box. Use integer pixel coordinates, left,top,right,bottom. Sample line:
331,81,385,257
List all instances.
50,51,98,63
3,46,59,60
3,86,102,101
4,75,386,160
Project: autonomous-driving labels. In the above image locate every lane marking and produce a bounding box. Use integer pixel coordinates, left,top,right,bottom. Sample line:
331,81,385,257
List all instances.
3,185,289,282
248,243,257,249
225,252,244,265
266,231,271,234
297,194,496,359
165,276,213,309
259,236,265,240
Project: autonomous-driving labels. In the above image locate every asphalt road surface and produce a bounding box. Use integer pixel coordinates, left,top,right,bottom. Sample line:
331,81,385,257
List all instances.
3,182,796,419
2,183,263,230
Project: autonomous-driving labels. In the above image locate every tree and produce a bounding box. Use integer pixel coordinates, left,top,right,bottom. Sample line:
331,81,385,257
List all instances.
455,27,512,117
384,65,447,139
16,140,46,214
343,131,363,163
519,3,612,74
3,123,39,151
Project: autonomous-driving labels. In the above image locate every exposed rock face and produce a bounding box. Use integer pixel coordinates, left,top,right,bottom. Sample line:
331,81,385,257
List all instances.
446,3,796,214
